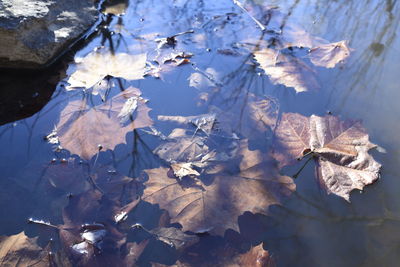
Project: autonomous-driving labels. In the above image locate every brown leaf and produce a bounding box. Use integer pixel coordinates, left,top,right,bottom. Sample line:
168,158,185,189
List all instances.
143,140,295,235
124,240,149,266
234,244,275,267
273,113,381,201
56,86,153,160
66,50,147,90
0,232,57,267
254,48,319,93
309,41,352,68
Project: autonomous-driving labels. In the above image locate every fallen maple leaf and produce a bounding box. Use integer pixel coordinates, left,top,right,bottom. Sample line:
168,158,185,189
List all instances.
153,128,236,179
65,49,147,90
55,87,153,160
309,40,352,68
142,140,295,235
273,113,381,201
0,231,71,267
254,48,320,93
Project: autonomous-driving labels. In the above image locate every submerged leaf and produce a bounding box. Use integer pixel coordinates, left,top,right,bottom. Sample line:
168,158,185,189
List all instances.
150,227,199,251
254,48,319,92
143,140,295,235
66,50,147,90
309,40,351,68
55,87,152,160
273,113,381,201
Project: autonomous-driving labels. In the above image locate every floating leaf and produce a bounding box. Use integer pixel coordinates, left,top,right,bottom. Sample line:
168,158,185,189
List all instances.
273,113,381,201
0,232,63,267
55,87,152,160
309,40,352,68
66,50,147,90
143,140,295,235
254,48,319,92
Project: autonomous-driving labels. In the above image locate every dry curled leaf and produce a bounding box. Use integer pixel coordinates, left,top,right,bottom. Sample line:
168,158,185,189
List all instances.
55,87,153,160
142,140,295,235
273,113,381,201
66,50,147,90
254,48,319,93
309,40,351,68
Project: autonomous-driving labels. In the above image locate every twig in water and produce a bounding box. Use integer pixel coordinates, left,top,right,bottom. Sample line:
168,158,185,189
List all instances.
233,0,266,31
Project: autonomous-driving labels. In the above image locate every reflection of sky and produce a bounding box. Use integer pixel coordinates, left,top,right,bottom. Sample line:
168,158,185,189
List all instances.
0,0,399,266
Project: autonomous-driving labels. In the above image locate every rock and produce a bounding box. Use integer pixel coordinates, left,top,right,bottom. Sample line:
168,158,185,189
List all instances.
0,0,99,69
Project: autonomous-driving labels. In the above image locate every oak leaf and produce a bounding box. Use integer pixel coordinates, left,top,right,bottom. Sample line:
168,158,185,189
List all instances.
273,113,381,201
55,87,153,160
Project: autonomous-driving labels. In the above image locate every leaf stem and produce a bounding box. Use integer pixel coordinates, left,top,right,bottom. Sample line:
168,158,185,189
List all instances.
292,156,313,179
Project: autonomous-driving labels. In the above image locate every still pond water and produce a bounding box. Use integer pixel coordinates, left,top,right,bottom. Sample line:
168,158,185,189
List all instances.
0,0,399,266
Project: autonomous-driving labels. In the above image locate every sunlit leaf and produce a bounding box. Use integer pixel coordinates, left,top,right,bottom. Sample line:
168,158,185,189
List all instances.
66,49,147,90
309,40,352,68
0,232,67,267
273,113,381,201
254,48,319,92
